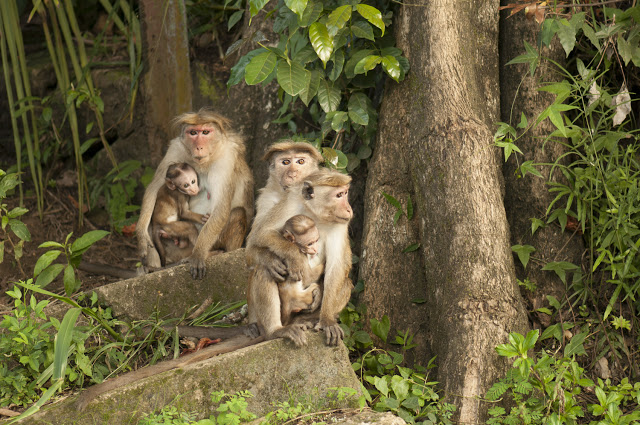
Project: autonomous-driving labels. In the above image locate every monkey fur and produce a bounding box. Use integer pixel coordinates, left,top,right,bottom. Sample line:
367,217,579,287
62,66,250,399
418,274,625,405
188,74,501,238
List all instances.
278,215,323,325
137,108,254,278
151,163,209,267
246,168,354,347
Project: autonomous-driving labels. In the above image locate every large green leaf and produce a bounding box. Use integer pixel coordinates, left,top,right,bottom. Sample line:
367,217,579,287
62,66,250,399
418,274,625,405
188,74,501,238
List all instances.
348,92,369,125
276,59,309,96
330,111,348,131
556,19,577,57
328,49,345,82
35,263,65,288
70,230,109,255
317,78,341,112
285,0,308,17
355,4,384,36
299,0,322,27
34,250,62,277
327,5,351,35
63,264,79,296
381,55,401,82
53,308,82,380
345,49,373,78
245,51,277,85
309,22,333,65
249,0,270,18
351,20,374,41
299,69,321,106
228,49,264,88
9,219,31,241
354,55,382,75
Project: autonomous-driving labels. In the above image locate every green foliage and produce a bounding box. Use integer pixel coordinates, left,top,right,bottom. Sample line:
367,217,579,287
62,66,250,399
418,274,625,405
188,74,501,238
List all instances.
89,160,147,232
138,405,198,425
341,307,455,424
229,0,408,171
33,230,109,295
497,4,640,370
487,331,640,425
0,286,55,407
0,170,31,269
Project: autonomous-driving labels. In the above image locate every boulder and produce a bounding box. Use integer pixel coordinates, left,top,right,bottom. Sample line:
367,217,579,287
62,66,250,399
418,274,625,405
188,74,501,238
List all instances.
18,333,362,424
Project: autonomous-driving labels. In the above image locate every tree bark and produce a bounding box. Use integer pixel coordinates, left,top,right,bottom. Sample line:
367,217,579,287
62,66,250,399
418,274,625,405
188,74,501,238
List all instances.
499,9,585,311
359,1,528,423
139,0,193,165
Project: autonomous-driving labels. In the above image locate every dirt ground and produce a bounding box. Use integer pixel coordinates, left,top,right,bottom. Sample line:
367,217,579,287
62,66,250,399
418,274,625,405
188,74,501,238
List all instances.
0,184,139,312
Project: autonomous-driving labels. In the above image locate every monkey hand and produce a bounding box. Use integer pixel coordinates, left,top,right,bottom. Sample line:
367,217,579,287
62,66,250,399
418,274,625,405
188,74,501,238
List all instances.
261,250,287,282
185,254,207,279
271,324,308,347
201,214,210,223
284,254,306,281
244,323,261,339
315,320,345,346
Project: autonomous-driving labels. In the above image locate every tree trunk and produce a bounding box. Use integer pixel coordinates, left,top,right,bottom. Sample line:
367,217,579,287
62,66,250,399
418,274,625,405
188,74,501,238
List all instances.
359,1,528,423
499,10,585,313
139,0,193,165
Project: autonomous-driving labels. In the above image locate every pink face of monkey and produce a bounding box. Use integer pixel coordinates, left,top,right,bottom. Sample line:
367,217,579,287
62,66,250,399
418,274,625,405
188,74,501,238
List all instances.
183,125,217,165
166,166,200,197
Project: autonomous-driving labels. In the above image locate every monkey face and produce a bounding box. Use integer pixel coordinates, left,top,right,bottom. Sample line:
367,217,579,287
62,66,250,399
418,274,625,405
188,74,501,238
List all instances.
272,152,317,189
184,125,216,164
298,227,320,256
303,183,353,223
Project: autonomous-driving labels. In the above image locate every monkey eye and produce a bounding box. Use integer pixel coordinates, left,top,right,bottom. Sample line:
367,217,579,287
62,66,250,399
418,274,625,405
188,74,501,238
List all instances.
188,129,197,136
297,158,305,164
282,159,291,165
184,183,189,188
191,179,196,184
202,130,210,135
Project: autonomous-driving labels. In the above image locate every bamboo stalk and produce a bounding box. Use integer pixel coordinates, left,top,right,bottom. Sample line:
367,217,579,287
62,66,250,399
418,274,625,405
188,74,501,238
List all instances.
9,0,44,217
0,7,23,204
46,0,86,226
1,0,44,215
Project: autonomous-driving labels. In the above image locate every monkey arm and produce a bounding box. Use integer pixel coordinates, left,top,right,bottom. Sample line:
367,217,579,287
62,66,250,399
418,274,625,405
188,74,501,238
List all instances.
181,210,207,224
315,240,352,346
251,229,308,281
137,140,188,267
246,246,287,282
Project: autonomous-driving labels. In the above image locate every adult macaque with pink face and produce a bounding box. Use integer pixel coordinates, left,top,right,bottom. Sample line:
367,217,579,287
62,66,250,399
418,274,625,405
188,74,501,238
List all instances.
137,108,254,278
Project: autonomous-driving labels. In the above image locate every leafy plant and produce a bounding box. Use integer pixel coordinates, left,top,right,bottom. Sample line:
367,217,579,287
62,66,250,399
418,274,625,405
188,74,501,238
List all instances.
228,0,408,172
88,160,149,232
0,170,31,275
486,330,640,425
496,3,640,373
33,229,109,295
341,308,456,424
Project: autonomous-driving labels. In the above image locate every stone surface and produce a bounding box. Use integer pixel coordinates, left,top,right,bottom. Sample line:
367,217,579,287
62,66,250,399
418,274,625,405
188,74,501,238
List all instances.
18,334,362,424
92,249,249,320
45,249,249,322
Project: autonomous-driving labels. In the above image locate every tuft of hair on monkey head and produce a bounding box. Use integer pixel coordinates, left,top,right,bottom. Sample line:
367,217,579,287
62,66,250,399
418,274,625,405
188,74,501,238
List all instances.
166,162,196,181
262,140,324,165
281,215,319,256
302,169,352,198
172,107,231,138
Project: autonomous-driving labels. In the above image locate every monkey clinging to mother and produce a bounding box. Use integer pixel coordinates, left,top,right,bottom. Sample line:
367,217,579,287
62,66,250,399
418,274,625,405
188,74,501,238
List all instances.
136,108,254,279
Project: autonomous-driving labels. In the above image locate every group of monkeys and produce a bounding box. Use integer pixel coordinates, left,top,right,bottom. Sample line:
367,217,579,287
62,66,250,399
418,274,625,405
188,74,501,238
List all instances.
135,109,354,347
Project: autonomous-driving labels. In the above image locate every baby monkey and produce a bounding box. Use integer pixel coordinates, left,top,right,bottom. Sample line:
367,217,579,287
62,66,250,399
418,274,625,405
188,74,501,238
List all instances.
278,215,324,325
152,163,209,266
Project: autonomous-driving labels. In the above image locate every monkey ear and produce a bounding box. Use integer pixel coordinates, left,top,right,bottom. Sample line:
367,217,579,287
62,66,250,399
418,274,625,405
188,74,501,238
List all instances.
302,181,315,200
166,178,176,191
283,230,295,243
